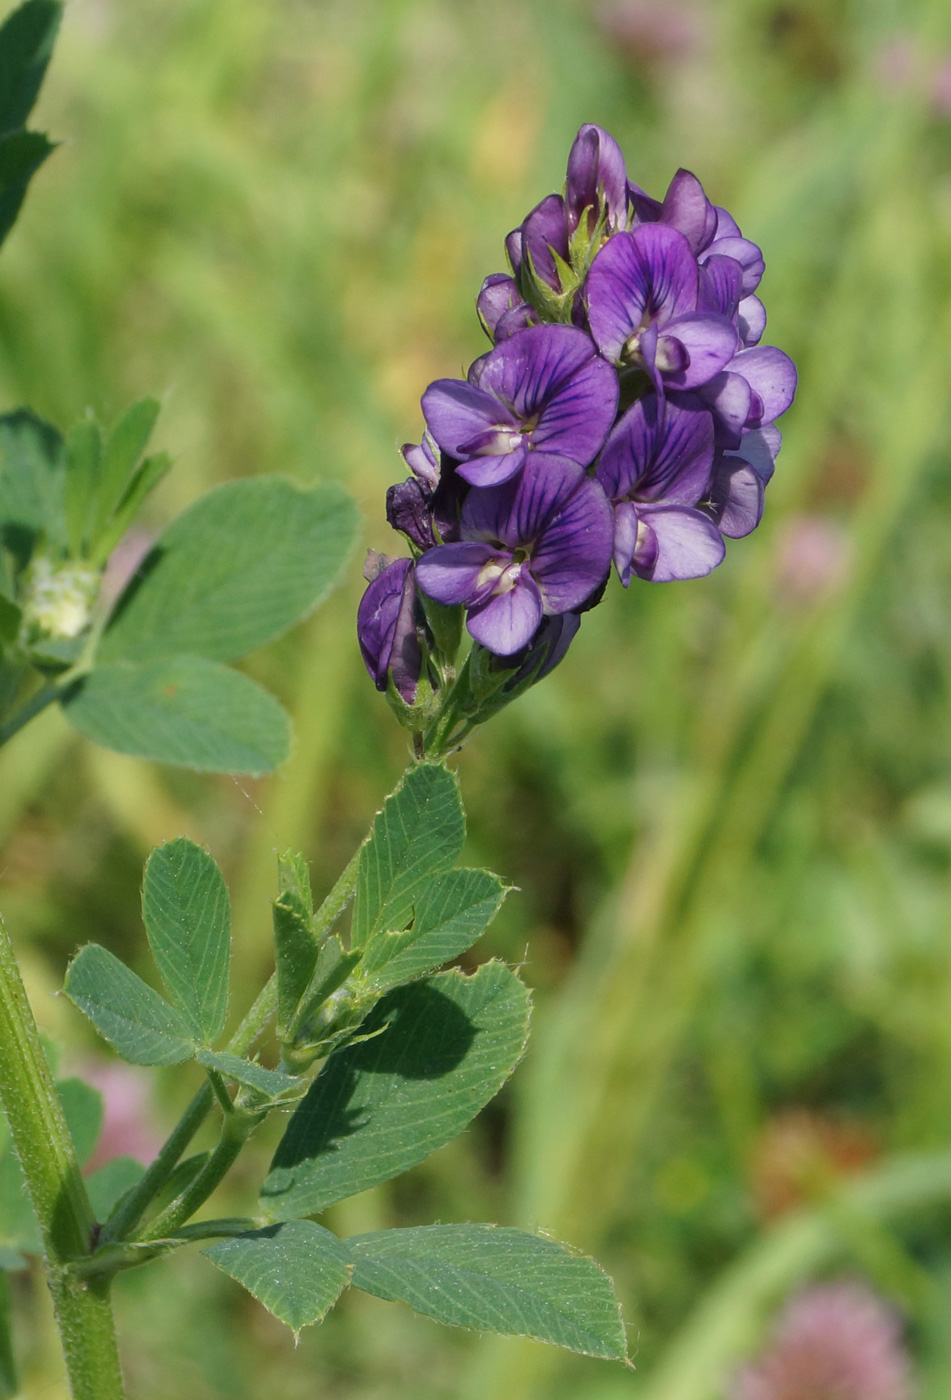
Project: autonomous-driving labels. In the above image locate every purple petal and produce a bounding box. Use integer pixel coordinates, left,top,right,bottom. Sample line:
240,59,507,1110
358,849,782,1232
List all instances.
598,393,715,506
495,303,538,341
566,123,629,233
584,225,698,360
467,573,544,655
638,320,665,398
472,324,594,413
505,229,523,280
531,353,619,465
738,294,766,346
463,454,581,549
511,611,581,683
633,514,659,574
356,559,421,701
477,274,525,339
660,168,717,254
698,254,744,317
415,541,500,607
401,435,439,489
658,312,739,389
528,473,615,612
703,236,764,295
628,180,662,220
636,505,726,581
456,439,529,487
386,478,435,550
731,346,797,425
712,205,741,240
655,334,690,376
520,192,570,291
708,458,765,538
422,379,516,457
472,324,619,467
732,425,780,483
612,500,639,586
694,370,752,447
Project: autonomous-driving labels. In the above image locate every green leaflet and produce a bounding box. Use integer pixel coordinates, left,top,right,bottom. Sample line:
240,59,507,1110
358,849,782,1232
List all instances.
204,1220,351,1334
348,1224,628,1361
0,408,64,551
350,763,466,949
143,839,231,1044
99,477,358,665
358,867,507,992
0,1,61,136
63,655,291,775
64,944,196,1066
195,1050,300,1100
261,961,531,1218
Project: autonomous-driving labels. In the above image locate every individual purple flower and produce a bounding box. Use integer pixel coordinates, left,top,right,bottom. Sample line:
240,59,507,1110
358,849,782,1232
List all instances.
584,223,738,395
630,166,718,255
476,274,537,343
510,192,572,293
415,457,613,655
401,431,440,490
597,392,724,583
507,124,630,297
565,122,630,235
729,1281,915,1400
389,434,469,548
386,478,434,552
421,324,618,487
631,169,765,302
357,556,422,702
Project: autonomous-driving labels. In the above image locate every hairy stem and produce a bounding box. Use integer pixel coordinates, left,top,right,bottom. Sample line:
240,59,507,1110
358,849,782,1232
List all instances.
0,915,124,1399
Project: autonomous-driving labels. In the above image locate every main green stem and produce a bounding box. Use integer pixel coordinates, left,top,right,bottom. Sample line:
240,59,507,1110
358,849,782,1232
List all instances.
0,915,125,1400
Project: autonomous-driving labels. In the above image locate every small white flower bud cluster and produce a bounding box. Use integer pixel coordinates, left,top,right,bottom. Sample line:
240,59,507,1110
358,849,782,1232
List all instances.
20,556,100,641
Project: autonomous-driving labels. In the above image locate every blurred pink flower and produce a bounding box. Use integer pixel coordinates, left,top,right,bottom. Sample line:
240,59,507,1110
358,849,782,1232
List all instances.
730,1282,915,1400
774,515,850,605
876,35,919,90
594,0,702,67
873,34,951,117
79,1060,162,1171
933,59,951,115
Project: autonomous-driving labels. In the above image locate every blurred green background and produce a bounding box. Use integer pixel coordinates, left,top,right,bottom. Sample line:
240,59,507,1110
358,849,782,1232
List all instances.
3,0,951,1394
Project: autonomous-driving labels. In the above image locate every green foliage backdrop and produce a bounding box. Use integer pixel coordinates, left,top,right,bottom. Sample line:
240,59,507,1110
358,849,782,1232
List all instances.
2,0,951,1396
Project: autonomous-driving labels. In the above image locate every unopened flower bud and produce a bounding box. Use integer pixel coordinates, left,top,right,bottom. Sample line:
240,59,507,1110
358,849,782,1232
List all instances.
20,556,99,642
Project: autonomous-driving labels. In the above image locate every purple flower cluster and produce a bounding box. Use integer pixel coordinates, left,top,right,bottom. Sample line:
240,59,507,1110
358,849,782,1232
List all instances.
358,124,796,734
